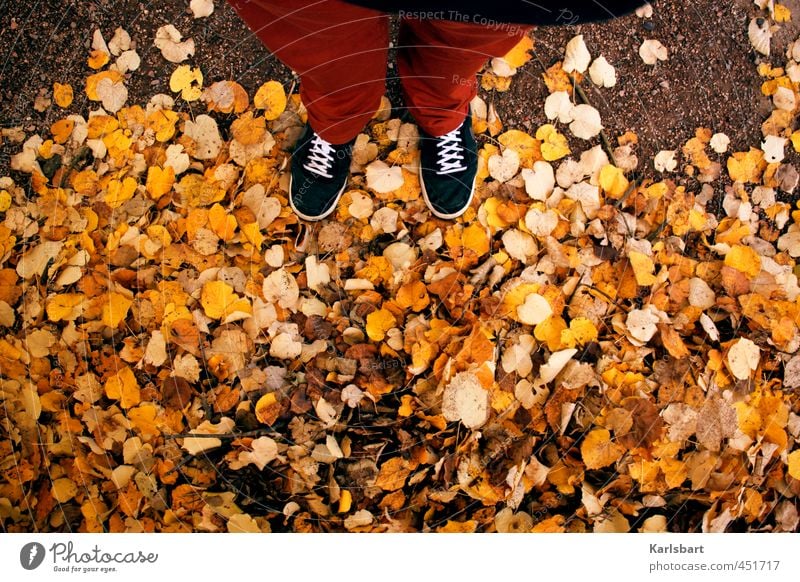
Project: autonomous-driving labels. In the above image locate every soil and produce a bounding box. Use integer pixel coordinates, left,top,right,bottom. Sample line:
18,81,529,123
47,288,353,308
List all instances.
1,0,798,176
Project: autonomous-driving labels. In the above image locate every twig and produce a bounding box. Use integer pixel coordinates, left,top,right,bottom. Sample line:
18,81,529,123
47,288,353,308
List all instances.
166,429,278,440
568,74,618,168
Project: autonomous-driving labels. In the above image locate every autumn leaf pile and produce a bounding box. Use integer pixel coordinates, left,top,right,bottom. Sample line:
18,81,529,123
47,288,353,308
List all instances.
3,5,800,533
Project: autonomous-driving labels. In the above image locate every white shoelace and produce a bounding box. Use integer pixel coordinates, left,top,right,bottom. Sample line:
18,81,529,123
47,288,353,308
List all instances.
436,128,467,175
303,134,336,178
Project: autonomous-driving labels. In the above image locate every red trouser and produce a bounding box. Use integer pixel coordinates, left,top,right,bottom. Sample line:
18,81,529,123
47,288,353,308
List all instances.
227,0,532,144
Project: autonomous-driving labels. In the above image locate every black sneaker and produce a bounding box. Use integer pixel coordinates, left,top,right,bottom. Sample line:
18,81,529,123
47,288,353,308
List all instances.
418,113,478,220
289,125,353,221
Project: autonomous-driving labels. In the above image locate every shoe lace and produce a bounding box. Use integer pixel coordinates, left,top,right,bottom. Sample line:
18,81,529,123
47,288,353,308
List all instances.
303,133,336,179
435,128,467,175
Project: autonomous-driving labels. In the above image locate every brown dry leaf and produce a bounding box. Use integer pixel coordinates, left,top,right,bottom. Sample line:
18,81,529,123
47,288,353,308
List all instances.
696,395,737,451
374,457,411,491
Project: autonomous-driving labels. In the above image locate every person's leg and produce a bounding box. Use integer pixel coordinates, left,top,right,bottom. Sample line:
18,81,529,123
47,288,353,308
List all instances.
397,18,532,219
227,0,390,144
397,18,532,136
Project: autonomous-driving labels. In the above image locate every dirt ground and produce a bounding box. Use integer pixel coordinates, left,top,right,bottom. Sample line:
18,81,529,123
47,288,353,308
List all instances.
1,0,798,174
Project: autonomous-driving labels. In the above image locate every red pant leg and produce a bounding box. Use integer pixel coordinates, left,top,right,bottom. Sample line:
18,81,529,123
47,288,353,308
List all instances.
397,18,533,136
227,0,389,144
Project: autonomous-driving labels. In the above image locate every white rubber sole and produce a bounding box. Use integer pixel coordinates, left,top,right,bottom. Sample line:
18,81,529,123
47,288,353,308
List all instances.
419,165,477,220
288,173,348,222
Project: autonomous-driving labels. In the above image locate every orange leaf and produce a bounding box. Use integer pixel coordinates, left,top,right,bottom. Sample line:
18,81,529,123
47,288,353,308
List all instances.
231,111,266,145
50,119,74,144
374,457,411,491
53,83,74,108
208,203,237,241
366,308,395,342
145,166,175,200
395,280,430,312
104,366,141,409
87,49,110,70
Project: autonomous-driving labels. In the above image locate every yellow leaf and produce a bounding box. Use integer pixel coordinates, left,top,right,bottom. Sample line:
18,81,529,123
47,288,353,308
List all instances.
254,81,287,120
531,515,566,533
0,190,11,212
186,208,209,240
169,65,204,101
231,111,266,145
0,339,22,361
715,218,752,246
104,177,138,208
46,294,85,322
208,203,237,241
536,315,568,351
733,401,762,439
103,129,132,162
366,308,395,342
398,394,415,417
774,3,791,22
53,83,74,108
682,137,712,170
598,164,629,198
436,520,477,533
482,70,513,92
536,124,570,161
240,222,264,251
498,129,540,166
501,35,534,68
542,62,573,93
102,292,133,328
87,49,110,70
726,148,766,183
791,130,800,153
561,317,598,348
628,251,657,286
660,457,688,489
176,173,226,207
499,282,540,316
254,392,281,425
200,280,251,320
87,115,119,139
355,256,393,285
444,222,490,256
788,450,800,480
128,403,160,439
105,366,141,409
629,458,661,492
52,477,78,503
724,245,761,278
581,428,624,470
338,490,352,513
145,166,175,200
146,109,180,142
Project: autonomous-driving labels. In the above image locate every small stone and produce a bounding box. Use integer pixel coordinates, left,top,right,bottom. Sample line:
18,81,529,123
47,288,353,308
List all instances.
643,20,655,31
